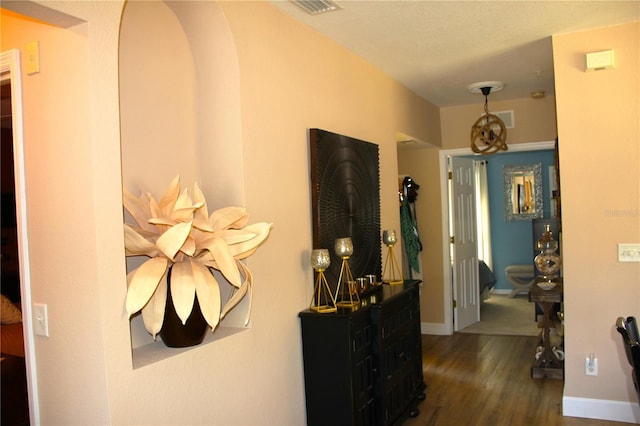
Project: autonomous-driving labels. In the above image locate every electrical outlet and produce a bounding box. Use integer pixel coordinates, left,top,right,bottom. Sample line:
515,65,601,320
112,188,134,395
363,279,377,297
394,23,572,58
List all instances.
585,354,598,376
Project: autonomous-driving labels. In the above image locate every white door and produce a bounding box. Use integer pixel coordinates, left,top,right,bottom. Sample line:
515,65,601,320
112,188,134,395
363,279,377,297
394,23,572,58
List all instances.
450,157,479,331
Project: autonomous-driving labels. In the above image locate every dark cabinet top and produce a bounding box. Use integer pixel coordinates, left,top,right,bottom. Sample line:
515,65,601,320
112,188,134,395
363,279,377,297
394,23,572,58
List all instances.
299,279,422,318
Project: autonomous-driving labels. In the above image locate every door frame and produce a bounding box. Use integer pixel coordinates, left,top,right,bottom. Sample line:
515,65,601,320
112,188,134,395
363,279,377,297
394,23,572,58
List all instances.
438,140,555,335
1,49,40,424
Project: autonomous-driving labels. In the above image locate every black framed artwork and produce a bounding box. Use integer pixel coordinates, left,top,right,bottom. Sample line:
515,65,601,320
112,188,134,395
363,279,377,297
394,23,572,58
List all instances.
309,129,381,292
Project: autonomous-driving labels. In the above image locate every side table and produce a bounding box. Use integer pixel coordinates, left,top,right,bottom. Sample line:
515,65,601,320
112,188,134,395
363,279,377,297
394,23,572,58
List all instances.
529,279,563,380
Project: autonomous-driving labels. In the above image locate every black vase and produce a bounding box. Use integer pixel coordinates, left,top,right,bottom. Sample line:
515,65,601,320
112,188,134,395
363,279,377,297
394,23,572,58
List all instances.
159,266,208,348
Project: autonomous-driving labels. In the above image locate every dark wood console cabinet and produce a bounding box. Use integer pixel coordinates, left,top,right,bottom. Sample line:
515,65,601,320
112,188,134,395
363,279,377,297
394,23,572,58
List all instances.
299,281,426,426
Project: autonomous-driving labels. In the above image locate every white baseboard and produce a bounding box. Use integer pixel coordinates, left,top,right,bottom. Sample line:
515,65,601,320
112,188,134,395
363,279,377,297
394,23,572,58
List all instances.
563,396,640,424
421,322,452,335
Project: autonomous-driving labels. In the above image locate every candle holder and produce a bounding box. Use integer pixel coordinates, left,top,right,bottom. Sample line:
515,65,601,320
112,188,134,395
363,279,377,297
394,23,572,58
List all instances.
334,237,360,311
382,230,404,285
309,249,337,313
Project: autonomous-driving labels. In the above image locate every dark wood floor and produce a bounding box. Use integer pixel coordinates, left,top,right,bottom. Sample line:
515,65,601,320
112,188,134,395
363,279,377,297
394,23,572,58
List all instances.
405,333,626,426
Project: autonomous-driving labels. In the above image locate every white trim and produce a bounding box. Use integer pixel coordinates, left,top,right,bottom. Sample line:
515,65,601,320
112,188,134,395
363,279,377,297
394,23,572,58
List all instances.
1,49,40,425
563,396,640,424
439,152,454,334
438,140,555,333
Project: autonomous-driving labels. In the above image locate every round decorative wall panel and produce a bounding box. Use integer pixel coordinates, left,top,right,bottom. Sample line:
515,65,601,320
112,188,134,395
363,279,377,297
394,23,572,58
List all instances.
310,129,381,289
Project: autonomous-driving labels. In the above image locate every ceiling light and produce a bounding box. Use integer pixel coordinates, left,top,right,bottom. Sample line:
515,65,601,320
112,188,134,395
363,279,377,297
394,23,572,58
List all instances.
292,0,342,15
468,81,504,94
469,81,508,155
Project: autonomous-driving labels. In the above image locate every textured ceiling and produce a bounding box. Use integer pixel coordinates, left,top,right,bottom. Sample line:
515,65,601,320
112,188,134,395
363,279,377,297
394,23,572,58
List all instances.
271,1,640,107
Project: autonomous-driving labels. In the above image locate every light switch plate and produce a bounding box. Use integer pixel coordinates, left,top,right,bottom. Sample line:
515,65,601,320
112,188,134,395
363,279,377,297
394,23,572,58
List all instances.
25,41,40,75
618,243,640,262
33,303,49,337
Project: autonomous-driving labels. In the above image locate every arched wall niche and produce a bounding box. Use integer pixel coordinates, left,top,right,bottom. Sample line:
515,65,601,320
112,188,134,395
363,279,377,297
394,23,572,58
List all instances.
119,0,246,356
119,0,244,206
164,0,245,210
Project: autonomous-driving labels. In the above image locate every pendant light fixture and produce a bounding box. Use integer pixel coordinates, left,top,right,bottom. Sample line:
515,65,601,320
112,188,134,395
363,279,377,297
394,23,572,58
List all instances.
469,81,508,155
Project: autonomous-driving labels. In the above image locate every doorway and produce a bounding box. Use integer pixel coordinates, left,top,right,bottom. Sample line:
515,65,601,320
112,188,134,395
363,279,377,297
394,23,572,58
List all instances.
1,49,39,425
439,141,556,334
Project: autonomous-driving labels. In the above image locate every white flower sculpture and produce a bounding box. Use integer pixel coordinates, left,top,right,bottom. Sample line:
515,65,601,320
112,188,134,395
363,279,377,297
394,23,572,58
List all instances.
123,175,272,339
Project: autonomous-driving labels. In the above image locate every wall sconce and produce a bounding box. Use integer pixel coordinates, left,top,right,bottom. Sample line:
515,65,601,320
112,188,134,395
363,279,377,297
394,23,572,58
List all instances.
469,81,508,155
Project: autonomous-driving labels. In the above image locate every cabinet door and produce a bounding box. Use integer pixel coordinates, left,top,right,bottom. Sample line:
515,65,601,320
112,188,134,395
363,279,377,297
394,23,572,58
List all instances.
300,309,376,426
351,310,376,425
371,286,425,425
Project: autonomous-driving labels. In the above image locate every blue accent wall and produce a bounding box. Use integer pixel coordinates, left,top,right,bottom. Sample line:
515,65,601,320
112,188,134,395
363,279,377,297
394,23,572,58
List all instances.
470,150,555,291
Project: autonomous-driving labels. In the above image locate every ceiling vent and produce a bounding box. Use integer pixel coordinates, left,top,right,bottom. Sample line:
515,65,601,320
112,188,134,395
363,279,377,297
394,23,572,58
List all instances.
494,110,515,129
292,0,342,15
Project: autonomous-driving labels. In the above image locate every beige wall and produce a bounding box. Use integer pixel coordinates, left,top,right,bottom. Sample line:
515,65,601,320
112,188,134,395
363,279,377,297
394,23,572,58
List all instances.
397,147,444,325
1,5,119,424
3,0,637,422
441,95,558,149
2,1,438,424
553,22,639,406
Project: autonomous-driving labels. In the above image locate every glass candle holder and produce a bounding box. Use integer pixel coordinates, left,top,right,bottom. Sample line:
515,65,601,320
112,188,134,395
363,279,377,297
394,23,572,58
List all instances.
383,229,397,246
333,237,359,311
310,249,331,271
309,249,336,313
335,237,353,258
382,230,403,284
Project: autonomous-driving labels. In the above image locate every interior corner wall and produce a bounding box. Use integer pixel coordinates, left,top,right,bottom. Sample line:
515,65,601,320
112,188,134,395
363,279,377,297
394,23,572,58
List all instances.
398,148,445,326
1,2,125,423
553,21,640,413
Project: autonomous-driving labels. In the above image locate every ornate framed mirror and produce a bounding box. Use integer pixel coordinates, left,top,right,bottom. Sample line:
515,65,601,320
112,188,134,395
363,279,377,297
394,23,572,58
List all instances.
503,163,543,222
